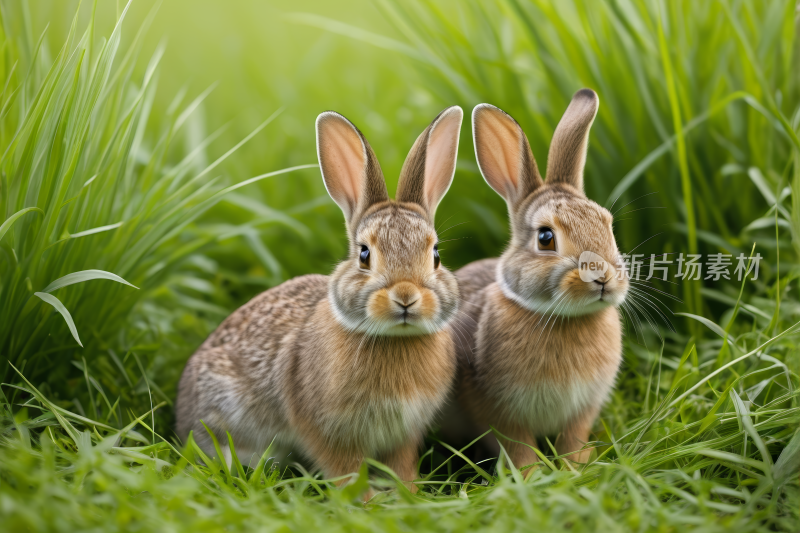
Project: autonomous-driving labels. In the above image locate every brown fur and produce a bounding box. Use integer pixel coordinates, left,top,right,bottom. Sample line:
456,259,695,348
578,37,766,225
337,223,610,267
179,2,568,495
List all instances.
176,107,464,489
448,91,627,467
546,89,599,191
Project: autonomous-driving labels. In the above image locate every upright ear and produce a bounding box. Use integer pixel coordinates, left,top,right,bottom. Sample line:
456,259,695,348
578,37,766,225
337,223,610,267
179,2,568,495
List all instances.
545,88,599,192
316,111,389,227
472,104,543,210
396,106,463,220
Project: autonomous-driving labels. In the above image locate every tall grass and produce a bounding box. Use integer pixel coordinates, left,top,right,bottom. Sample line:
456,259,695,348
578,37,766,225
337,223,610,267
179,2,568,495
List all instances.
301,0,800,314
0,1,314,417
0,0,799,531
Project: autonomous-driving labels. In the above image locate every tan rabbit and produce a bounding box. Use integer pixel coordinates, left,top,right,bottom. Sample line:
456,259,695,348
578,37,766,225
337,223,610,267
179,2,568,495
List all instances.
450,90,628,467
176,106,464,489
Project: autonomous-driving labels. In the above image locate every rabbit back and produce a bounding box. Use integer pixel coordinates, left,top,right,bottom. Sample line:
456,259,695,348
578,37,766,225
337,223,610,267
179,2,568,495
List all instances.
176,274,328,458
438,258,497,450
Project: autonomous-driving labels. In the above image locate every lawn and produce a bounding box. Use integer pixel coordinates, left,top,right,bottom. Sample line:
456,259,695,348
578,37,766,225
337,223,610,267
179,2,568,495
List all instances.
0,0,798,531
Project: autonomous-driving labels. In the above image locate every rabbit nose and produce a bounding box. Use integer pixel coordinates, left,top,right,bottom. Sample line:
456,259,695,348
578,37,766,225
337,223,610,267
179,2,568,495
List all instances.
389,282,421,309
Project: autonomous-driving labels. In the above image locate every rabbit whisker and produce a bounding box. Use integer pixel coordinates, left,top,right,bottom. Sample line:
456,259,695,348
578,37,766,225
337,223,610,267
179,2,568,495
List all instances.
623,232,666,255
612,191,658,215
622,305,641,340
628,284,677,312
529,293,564,338
435,214,455,233
367,325,384,363
626,291,663,344
540,299,568,347
630,279,683,296
620,299,645,343
351,314,382,367
534,293,569,345
615,206,666,217
627,287,675,333
458,298,485,309
543,294,575,344
437,221,468,236
447,317,474,361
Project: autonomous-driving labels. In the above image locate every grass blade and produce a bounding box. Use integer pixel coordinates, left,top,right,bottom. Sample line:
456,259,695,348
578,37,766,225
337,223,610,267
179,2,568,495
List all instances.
33,292,82,347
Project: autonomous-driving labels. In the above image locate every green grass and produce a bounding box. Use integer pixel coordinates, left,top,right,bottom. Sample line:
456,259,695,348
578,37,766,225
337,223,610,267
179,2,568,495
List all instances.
1,0,799,531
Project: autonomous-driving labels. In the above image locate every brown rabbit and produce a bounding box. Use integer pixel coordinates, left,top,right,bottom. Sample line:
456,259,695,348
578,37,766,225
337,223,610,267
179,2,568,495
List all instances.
449,90,628,467
176,106,464,490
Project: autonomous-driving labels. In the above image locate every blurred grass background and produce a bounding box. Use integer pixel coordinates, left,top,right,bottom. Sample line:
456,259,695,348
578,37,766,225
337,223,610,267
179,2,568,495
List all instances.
0,0,798,530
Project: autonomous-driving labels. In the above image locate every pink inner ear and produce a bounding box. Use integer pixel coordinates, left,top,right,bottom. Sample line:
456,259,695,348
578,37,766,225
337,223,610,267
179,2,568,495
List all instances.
318,116,366,216
424,109,462,209
475,108,522,200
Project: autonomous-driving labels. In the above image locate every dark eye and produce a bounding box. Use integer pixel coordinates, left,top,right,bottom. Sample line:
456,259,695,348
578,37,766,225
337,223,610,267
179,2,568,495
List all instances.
359,245,370,269
433,244,440,269
538,228,555,251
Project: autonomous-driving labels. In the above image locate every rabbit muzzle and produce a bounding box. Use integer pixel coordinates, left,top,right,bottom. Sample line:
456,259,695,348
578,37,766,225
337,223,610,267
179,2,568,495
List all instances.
365,280,442,335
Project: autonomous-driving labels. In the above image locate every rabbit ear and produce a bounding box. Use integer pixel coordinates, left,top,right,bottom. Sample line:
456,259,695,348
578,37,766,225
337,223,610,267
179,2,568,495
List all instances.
472,104,544,209
316,111,389,227
545,89,599,192
396,106,463,220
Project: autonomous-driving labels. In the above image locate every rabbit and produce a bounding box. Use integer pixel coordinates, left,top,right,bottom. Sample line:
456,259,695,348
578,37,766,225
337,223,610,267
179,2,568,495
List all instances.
447,89,628,468
176,106,464,491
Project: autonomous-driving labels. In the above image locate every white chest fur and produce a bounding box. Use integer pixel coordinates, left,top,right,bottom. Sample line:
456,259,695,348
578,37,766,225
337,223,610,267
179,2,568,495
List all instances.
319,396,440,455
495,375,615,436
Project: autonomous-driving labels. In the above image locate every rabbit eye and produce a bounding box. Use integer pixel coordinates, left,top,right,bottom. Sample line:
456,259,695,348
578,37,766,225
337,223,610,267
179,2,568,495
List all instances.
538,228,556,251
433,244,440,269
359,245,370,269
